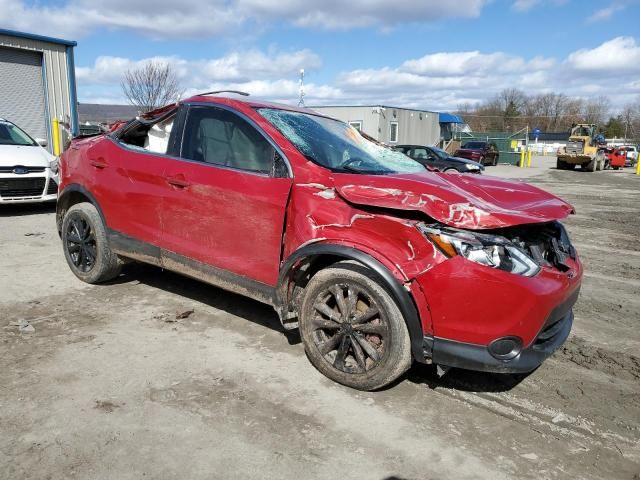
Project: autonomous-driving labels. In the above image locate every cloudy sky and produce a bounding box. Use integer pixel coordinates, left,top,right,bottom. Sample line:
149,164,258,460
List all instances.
2,0,639,110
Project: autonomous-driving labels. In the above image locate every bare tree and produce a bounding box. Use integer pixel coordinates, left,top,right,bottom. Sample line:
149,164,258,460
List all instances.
121,61,181,113
582,96,610,126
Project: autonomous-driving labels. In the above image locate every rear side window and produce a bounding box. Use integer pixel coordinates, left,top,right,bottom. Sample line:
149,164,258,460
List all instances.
181,106,275,174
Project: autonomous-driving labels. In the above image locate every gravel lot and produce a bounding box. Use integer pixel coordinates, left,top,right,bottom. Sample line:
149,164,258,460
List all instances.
1,159,639,480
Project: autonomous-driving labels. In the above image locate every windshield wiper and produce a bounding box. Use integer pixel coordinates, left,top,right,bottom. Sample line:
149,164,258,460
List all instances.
338,164,390,175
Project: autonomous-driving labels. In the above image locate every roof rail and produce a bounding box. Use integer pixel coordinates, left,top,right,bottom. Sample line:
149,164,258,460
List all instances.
197,90,250,97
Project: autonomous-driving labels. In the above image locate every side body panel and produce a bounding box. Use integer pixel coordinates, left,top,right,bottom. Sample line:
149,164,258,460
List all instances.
161,160,291,286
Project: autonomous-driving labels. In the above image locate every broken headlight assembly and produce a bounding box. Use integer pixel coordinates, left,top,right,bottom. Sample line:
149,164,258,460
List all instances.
418,223,541,277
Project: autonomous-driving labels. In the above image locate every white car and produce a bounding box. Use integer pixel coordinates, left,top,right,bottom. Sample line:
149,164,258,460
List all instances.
0,118,59,204
621,146,638,166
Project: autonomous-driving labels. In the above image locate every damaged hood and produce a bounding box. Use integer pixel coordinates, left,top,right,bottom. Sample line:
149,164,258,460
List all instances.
333,171,574,229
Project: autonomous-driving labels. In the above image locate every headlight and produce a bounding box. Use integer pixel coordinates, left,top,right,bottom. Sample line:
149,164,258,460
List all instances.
49,158,59,174
418,224,540,277
464,163,479,170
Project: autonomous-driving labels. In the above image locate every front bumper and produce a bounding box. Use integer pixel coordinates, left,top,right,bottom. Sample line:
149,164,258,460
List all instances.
426,301,575,374
413,250,582,372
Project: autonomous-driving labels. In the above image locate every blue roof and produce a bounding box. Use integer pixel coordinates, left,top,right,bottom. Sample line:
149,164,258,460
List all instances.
0,28,77,47
439,112,464,124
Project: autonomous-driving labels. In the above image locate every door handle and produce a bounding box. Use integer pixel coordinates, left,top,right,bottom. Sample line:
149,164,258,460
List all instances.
166,176,191,189
90,158,108,169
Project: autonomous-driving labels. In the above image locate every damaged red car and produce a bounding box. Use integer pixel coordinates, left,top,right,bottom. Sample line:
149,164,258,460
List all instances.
57,93,582,391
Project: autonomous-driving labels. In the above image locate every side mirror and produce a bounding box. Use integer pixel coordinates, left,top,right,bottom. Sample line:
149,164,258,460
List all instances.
35,138,47,147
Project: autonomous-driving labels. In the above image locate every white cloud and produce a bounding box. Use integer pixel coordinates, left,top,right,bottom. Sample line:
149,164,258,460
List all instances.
76,37,640,111
512,0,540,11
0,0,490,39
512,0,569,12
78,49,320,86
566,36,640,72
237,0,489,29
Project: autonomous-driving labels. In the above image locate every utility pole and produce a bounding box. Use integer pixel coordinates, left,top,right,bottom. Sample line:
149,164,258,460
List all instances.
298,69,305,107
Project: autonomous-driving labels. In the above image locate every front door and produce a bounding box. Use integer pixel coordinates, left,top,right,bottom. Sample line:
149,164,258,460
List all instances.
161,105,292,287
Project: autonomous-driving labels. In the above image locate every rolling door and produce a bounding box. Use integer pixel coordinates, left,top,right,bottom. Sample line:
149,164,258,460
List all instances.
0,46,47,141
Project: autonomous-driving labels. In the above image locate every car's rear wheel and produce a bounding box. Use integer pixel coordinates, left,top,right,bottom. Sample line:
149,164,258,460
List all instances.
299,262,412,391
62,203,122,284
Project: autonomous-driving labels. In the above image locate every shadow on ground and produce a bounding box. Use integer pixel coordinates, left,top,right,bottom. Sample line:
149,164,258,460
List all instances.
114,262,301,346
405,362,529,393
0,202,56,217
104,263,530,393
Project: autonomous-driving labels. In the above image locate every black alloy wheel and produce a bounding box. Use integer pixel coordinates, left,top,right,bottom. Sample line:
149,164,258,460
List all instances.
65,214,97,273
310,283,388,374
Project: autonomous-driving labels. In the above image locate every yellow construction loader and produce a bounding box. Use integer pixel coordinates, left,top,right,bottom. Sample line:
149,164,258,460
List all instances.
556,124,606,171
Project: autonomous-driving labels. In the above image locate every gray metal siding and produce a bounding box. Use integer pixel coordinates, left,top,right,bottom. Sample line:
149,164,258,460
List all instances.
0,33,76,151
313,106,441,146
0,46,47,140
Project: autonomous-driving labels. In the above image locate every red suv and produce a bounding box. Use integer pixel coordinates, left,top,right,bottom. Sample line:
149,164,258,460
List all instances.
454,141,500,166
57,93,582,390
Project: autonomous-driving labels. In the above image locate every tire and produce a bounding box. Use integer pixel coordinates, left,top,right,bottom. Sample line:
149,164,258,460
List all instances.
299,262,412,391
556,159,567,170
443,168,459,173
61,202,122,284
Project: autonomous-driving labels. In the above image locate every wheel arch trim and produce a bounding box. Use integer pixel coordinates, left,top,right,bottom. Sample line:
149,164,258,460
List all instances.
277,243,427,363
56,184,106,234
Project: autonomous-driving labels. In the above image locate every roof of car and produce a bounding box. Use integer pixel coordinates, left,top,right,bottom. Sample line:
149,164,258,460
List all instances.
395,144,434,148
183,94,334,118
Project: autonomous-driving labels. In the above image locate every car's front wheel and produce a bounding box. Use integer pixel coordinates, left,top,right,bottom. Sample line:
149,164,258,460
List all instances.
299,262,412,391
62,202,122,284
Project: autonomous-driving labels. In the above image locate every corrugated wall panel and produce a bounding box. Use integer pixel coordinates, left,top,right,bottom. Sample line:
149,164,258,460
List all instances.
0,33,74,151
0,47,47,140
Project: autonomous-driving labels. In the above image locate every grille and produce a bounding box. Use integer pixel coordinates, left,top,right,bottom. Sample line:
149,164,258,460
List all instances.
0,165,46,173
566,140,584,155
46,179,58,195
0,177,46,198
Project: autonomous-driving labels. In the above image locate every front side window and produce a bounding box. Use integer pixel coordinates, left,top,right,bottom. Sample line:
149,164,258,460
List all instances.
257,108,423,175
182,106,275,174
0,121,36,146
389,122,399,143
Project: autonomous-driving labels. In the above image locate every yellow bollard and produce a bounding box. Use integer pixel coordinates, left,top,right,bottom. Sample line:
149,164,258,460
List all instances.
52,118,61,156
520,149,525,168
527,148,532,168
636,156,640,176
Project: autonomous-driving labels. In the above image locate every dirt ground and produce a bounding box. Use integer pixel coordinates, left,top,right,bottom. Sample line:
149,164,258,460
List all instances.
1,159,639,480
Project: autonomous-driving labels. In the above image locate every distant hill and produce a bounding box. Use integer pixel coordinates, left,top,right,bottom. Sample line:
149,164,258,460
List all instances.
78,103,140,123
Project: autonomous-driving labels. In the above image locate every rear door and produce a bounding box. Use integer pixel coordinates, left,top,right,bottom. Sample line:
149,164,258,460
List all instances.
161,104,292,286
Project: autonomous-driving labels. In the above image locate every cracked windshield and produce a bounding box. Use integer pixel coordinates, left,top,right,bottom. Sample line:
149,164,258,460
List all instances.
258,108,425,174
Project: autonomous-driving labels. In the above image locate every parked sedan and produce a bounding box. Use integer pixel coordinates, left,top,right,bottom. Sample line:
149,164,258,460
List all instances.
0,118,59,204
57,94,581,391
454,141,500,166
393,145,484,174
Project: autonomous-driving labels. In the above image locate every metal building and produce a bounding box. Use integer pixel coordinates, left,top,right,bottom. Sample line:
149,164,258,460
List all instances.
311,105,441,146
0,29,78,153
